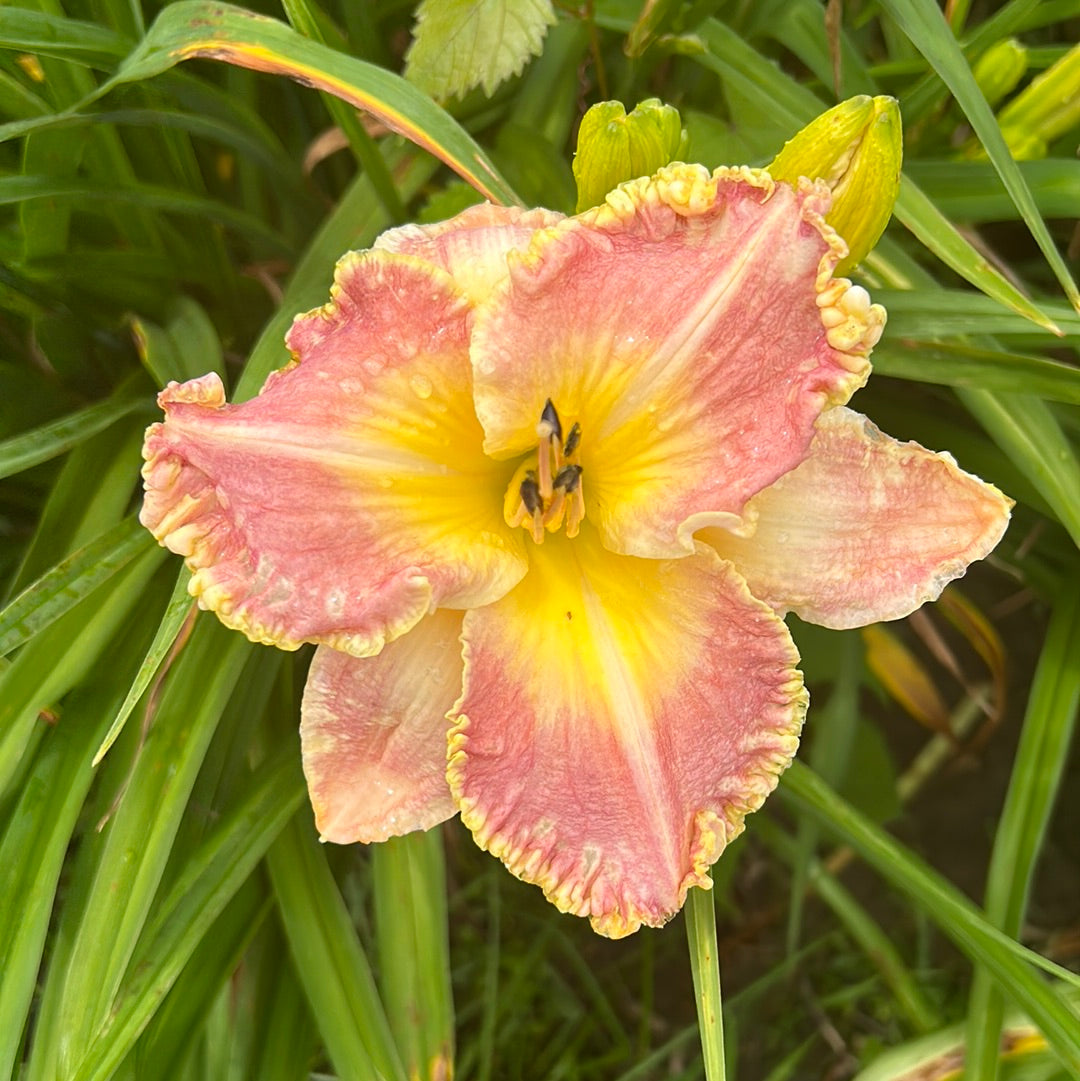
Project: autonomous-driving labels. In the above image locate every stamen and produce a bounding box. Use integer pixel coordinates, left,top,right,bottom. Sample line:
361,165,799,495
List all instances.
563,422,581,459
553,464,582,493
503,400,587,543
538,398,562,443
566,481,585,539
519,473,542,515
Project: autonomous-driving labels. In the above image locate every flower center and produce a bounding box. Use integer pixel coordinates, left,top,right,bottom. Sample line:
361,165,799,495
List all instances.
503,399,585,544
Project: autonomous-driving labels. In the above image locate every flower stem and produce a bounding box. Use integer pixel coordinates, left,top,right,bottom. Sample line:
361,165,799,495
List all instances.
685,883,727,1081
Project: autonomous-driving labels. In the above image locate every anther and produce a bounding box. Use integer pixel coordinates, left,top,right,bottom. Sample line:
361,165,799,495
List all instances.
519,473,542,515
538,398,562,443
563,422,581,459
553,464,583,493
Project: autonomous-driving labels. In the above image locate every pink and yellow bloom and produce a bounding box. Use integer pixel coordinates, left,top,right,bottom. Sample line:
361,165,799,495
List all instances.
140,164,1011,938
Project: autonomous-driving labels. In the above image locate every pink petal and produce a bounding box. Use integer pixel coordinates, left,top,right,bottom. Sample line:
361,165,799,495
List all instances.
301,611,463,843
448,525,806,938
375,202,563,304
704,407,1013,630
140,252,527,654
470,165,884,559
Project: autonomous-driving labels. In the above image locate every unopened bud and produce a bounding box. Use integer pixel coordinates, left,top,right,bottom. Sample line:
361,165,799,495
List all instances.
997,42,1080,160
768,95,902,273
573,98,686,213
972,39,1028,107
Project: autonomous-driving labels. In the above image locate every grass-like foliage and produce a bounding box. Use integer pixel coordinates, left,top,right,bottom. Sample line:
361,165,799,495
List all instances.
2,1,1079,1078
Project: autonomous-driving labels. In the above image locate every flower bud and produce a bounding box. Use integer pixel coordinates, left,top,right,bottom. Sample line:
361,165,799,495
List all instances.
573,98,685,213
972,39,1028,107
997,42,1080,160
768,95,902,273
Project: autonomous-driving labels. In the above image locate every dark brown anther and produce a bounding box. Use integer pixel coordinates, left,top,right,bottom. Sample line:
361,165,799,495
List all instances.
563,422,581,458
553,464,583,493
539,398,562,442
520,473,543,514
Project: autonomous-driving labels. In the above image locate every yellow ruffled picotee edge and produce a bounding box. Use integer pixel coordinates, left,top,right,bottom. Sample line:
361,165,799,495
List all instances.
446,644,808,939
597,165,885,394
140,375,438,659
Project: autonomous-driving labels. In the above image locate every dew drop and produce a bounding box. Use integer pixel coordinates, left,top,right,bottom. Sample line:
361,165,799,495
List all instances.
409,374,433,399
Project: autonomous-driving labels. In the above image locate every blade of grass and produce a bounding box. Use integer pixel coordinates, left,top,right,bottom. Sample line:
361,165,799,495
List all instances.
0,514,153,658
956,388,1080,547
871,342,1080,405
279,0,406,222
5,417,145,602
266,812,408,1081
372,829,455,1081
0,384,147,481
0,546,164,800
84,1,520,206
72,746,305,1081
137,879,271,1080
879,0,1079,311
685,884,727,1081
786,632,862,955
0,175,292,255
688,16,1062,334
779,761,1080,1073
761,820,937,1034
875,290,1080,339
0,8,131,66
92,569,193,766
0,591,162,1081
963,569,1080,1080
904,158,1080,223
23,620,253,1081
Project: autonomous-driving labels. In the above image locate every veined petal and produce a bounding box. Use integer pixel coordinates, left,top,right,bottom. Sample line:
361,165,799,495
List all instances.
301,611,463,843
375,203,563,305
448,525,806,938
704,407,1013,630
141,252,527,655
471,164,884,559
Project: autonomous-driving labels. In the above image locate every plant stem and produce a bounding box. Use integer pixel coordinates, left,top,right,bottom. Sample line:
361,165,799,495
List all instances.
686,883,727,1081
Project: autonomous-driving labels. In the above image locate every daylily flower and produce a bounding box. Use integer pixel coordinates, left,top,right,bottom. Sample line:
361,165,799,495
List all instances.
140,163,1011,938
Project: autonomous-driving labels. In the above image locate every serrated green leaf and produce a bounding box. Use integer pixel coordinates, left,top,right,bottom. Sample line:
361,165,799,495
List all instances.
405,0,556,99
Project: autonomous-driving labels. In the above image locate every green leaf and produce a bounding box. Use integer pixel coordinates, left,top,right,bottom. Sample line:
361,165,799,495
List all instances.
92,568,194,767
0,389,147,482
689,16,1062,334
957,388,1080,547
878,0,1079,311
405,0,556,99
72,748,303,1081
0,8,132,67
0,515,156,658
86,0,521,206
373,830,455,1081
964,571,1080,1079
779,762,1080,1073
871,342,1080,405
266,814,408,1081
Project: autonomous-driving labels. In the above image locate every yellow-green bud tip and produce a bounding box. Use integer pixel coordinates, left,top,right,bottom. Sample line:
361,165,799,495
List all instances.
768,95,902,274
573,98,686,214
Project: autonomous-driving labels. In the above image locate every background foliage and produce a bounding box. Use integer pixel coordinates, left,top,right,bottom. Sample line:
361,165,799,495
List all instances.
1,0,1078,1079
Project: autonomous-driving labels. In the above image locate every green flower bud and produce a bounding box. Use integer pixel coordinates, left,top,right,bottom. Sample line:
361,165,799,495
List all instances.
997,42,1080,160
768,95,902,273
573,98,685,213
972,39,1028,107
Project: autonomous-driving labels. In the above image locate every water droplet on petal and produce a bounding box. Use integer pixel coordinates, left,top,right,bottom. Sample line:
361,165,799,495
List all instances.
410,374,433,399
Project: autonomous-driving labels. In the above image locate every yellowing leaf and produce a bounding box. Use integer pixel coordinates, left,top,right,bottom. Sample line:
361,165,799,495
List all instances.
405,0,556,100
862,624,952,737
